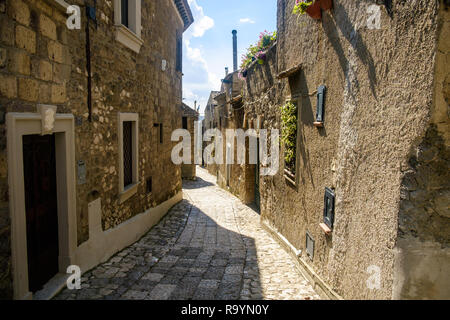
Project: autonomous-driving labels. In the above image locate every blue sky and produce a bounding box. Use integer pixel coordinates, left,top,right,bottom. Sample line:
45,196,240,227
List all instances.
183,0,277,115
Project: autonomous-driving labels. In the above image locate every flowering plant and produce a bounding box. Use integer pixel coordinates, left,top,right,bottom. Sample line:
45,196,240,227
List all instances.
292,0,313,15
239,30,277,78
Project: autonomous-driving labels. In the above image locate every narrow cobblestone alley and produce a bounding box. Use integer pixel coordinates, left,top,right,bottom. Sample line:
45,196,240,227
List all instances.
54,167,319,300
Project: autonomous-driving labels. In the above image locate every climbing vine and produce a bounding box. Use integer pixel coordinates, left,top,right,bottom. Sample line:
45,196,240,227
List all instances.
280,101,298,173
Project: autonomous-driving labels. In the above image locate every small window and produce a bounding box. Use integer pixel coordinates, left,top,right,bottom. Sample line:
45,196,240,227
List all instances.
114,0,143,53
281,100,298,184
323,187,335,229
314,85,326,128
306,232,315,260
122,121,133,188
146,177,152,194
176,35,182,72
121,0,129,27
182,117,188,130
118,113,139,203
159,123,163,144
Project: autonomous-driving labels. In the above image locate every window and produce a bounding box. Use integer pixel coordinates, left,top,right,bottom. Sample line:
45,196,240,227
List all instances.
159,123,163,144
118,113,139,203
182,117,188,130
306,232,315,260
122,121,133,187
121,0,129,27
281,100,298,185
323,187,335,229
176,35,182,72
114,0,143,53
314,85,326,128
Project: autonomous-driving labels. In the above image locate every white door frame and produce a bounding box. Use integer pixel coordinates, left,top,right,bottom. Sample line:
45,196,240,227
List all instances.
6,110,77,300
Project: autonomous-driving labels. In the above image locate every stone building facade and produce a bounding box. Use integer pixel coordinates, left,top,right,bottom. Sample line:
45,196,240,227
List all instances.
0,0,193,299
210,0,449,299
179,102,198,179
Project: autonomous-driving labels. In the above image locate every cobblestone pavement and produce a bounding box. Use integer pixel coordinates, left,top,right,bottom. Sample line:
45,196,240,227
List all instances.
55,167,320,300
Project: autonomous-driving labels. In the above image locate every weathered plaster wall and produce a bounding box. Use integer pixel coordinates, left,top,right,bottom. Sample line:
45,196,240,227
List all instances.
393,2,450,299
265,0,443,299
0,0,184,298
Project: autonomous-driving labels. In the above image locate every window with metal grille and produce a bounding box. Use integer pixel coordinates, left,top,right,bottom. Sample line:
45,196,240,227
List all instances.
121,0,129,27
123,121,133,188
182,117,188,130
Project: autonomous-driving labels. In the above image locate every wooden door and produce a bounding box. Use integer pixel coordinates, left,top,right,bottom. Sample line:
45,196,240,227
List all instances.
22,134,59,293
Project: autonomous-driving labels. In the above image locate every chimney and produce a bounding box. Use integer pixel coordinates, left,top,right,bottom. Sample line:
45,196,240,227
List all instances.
232,30,237,72
225,67,229,76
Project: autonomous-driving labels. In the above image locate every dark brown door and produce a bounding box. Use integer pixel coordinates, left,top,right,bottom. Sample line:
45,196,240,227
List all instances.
22,134,59,293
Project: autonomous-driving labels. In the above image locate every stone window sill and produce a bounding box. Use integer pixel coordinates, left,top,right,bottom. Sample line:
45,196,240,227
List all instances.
115,25,144,54
119,182,139,204
319,223,332,235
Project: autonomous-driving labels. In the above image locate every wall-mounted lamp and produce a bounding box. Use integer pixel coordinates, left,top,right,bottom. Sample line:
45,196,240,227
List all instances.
314,85,326,128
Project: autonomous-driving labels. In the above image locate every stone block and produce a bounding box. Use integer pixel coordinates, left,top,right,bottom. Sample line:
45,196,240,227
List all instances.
8,49,30,75
0,74,17,99
9,0,30,26
39,82,51,103
0,48,6,68
51,83,66,104
53,63,70,83
15,25,36,54
36,0,53,17
39,14,57,40
18,78,38,102
0,17,14,46
38,60,53,81
48,41,63,63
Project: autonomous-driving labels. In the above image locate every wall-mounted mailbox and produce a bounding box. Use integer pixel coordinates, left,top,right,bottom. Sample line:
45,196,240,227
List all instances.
314,85,326,128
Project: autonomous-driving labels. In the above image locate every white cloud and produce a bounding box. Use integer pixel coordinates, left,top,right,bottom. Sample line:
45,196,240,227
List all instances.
239,18,255,24
183,0,221,113
187,0,215,38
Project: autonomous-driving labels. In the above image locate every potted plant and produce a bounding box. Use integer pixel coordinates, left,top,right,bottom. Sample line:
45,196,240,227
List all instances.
319,0,333,10
293,1,321,20
305,1,322,19
293,0,332,20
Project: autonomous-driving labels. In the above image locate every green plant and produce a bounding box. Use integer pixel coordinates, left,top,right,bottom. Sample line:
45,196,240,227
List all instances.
293,0,313,15
239,30,277,78
280,101,298,172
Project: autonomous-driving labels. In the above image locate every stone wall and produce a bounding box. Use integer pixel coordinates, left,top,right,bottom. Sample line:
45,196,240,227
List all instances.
0,0,185,298
264,0,447,299
213,0,448,299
